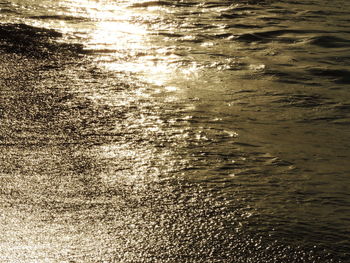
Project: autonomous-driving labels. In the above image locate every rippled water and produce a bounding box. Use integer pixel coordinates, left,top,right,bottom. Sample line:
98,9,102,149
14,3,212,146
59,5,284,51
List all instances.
1,0,350,262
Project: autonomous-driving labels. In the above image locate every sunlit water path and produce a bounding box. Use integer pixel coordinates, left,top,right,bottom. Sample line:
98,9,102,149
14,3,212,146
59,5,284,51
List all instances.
0,0,350,262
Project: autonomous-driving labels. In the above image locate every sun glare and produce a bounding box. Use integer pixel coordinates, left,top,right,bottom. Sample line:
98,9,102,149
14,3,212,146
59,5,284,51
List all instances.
58,0,196,89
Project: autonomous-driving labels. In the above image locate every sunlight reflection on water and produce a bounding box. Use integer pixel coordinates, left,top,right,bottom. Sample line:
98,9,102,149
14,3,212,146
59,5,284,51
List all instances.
1,0,350,262
61,0,182,88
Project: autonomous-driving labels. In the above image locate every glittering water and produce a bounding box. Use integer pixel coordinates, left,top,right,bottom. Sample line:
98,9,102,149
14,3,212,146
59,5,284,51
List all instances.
0,0,350,262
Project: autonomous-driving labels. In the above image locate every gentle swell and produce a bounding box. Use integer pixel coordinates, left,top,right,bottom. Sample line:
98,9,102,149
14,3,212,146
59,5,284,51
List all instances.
307,35,350,48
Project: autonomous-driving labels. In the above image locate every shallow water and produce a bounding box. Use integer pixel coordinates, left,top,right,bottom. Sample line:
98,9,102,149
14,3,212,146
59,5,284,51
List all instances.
0,0,350,262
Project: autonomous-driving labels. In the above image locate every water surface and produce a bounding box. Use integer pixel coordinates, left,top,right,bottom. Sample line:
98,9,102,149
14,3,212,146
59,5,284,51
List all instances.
0,0,350,262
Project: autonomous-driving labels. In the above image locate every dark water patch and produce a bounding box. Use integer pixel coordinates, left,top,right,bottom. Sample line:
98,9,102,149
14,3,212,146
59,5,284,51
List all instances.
193,23,217,29
248,29,297,37
232,29,321,43
264,69,315,84
273,94,333,108
28,15,89,22
129,1,173,8
307,35,350,48
0,23,84,58
0,7,18,14
258,16,289,22
230,89,257,95
301,116,340,123
231,6,261,11
155,32,184,38
315,56,350,67
234,33,266,42
333,103,350,111
202,2,233,8
340,18,350,24
308,68,350,84
219,13,244,19
265,8,297,15
129,0,198,8
302,9,348,17
217,6,261,19
322,103,350,125
172,21,216,30
234,142,261,148
236,0,274,4
279,0,310,4
224,23,264,29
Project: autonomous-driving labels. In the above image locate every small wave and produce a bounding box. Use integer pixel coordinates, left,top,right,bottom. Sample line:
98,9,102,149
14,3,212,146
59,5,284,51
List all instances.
224,24,263,29
333,103,350,111
233,0,273,4
217,6,260,19
202,3,231,8
266,8,297,15
219,13,245,19
231,6,261,11
302,10,345,17
233,30,288,42
273,94,332,108
234,142,260,148
129,0,198,8
0,8,18,14
211,33,234,39
332,118,350,125
155,32,183,38
234,33,265,42
179,35,205,43
233,29,331,44
308,68,350,84
233,32,294,43
129,1,173,8
307,35,350,48
264,69,315,84
28,15,89,22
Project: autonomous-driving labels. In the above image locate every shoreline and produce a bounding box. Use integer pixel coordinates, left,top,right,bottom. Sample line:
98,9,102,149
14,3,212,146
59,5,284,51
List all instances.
0,22,348,262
